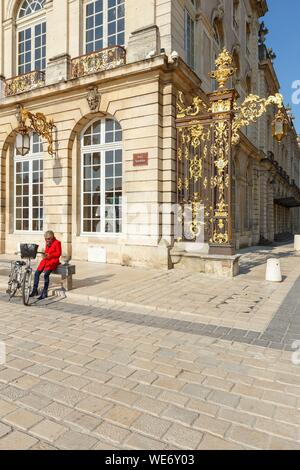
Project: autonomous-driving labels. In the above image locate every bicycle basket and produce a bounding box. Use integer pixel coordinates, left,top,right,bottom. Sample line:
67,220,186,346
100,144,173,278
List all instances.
20,244,39,260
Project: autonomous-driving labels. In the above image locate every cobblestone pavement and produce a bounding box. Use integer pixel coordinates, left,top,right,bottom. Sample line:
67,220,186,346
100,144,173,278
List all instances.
0,244,298,333
0,282,300,450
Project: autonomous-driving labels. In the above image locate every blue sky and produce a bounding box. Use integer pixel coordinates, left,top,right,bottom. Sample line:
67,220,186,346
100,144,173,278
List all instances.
265,0,300,132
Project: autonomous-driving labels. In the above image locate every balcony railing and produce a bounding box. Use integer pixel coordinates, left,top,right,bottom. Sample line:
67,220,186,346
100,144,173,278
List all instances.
71,45,126,79
5,70,45,97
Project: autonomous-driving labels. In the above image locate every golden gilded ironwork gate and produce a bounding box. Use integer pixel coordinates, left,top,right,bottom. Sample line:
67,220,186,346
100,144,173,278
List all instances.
176,48,286,256
176,87,236,255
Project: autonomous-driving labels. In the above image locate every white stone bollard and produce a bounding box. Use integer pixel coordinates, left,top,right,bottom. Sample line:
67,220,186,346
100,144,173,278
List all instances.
266,258,282,282
294,235,300,251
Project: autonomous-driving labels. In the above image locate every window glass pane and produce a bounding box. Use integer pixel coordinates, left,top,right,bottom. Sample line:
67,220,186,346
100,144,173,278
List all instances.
86,0,104,53
82,119,122,234
14,151,43,232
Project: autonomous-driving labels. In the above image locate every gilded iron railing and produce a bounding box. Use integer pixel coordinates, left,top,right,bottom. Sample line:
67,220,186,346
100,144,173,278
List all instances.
71,46,126,79
5,70,45,97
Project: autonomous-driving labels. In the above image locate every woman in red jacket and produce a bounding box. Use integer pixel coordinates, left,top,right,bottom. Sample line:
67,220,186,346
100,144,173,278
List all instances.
30,230,62,300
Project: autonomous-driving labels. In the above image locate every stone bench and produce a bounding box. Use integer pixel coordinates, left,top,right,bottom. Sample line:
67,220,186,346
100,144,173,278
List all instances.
53,263,76,291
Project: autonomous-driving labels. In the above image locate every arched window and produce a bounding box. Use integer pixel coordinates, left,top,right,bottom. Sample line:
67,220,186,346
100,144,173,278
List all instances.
213,17,224,49
15,133,44,232
17,0,46,75
81,118,123,234
84,0,125,54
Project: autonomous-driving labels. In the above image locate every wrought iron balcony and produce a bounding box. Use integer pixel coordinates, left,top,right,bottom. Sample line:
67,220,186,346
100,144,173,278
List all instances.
5,70,45,97
71,45,126,79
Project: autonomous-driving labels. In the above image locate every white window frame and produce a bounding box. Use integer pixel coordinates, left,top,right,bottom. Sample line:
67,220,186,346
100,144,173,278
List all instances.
16,8,46,75
83,0,126,54
14,136,44,234
80,118,123,237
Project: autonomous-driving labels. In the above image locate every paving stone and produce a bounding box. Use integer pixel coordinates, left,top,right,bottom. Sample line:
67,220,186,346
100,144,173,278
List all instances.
0,430,38,450
229,425,270,449
262,390,297,408
3,409,43,430
31,442,58,450
197,434,246,450
24,365,52,377
124,432,168,450
42,370,71,383
162,404,198,426
64,410,100,432
162,423,203,450
0,399,17,417
0,369,25,383
62,375,91,390
104,404,141,427
255,417,298,441
193,414,231,437
82,382,114,398
159,390,189,407
153,377,184,392
134,397,167,416
109,389,139,406
12,375,41,391
181,384,211,400
54,430,98,450
0,422,11,438
41,402,73,420
76,396,112,416
108,376,137,391
94,421,131,444
131,414,171,439
238,397,276,418
30,419,68,443
129,370,158,385
17,393,52,411
0,386,29,401
133,384,161,399
269,436,300,450
208,390,240,408
218,408,256,427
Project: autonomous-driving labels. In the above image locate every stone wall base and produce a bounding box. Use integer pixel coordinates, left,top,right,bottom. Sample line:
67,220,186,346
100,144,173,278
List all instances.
171,249,240,278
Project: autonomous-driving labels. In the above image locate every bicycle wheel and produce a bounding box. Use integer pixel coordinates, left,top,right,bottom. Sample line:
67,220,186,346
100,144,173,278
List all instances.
22,269,33,306
8,266,19,300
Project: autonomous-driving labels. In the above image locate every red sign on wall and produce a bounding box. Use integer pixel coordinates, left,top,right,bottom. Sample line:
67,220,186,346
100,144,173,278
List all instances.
133,153,149,167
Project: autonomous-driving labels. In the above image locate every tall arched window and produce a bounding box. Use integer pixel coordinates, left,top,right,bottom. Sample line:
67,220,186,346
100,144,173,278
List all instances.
85,0,125,54
81,118,123,234
15,133,44,232
213,17,224,49
17,0,46,75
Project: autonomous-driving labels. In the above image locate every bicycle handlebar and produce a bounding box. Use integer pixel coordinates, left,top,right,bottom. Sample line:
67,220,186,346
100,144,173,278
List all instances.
14,251,45,255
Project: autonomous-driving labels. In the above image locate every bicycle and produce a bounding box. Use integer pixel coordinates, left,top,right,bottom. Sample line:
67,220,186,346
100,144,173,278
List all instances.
7,244,42,306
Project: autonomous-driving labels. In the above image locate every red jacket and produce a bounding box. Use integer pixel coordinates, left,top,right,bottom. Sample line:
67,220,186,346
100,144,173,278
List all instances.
38,238,62,272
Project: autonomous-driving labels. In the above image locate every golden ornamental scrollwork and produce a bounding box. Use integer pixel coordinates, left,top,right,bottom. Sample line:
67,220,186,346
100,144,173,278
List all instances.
17,105,56,156
71,46,126,79
5,71,45,97
232,93,284,145
177,91,207,119
210,119,230,245
189,157,203,182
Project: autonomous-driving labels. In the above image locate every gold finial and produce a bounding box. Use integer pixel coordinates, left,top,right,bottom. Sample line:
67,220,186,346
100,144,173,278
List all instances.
210,48,236,90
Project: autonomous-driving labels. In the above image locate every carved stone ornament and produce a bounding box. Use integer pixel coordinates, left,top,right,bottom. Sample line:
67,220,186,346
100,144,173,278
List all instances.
87,87,101,112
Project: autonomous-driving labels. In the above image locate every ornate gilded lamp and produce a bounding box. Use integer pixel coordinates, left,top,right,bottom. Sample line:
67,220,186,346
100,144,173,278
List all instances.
272,108,289,142
16,104,56,156
15,127,30,156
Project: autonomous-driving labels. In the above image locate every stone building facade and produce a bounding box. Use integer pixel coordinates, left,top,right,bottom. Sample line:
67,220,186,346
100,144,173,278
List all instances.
0,0,299,272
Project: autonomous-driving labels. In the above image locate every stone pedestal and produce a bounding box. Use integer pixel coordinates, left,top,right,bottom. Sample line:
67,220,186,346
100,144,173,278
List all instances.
126,25,160,63
171,247,240,278
46,54,71,86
